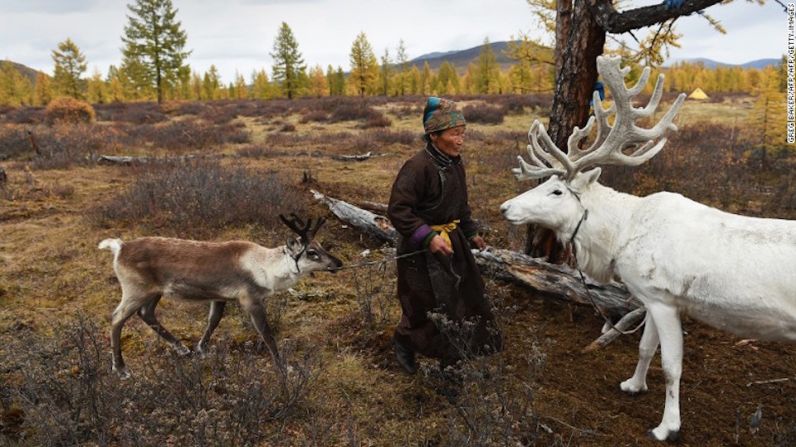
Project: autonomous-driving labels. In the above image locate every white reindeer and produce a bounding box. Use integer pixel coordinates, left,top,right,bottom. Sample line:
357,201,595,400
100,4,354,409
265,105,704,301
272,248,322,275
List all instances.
500,55,796,441
98,214,342,378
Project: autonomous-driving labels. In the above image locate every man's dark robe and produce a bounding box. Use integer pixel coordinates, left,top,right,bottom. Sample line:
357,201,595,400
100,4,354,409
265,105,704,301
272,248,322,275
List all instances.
387,143,501,363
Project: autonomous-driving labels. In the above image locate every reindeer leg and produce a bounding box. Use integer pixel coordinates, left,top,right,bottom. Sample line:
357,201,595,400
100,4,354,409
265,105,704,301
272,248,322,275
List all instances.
621,312,658,394
137,294,191,356
111,291,154,379
196,301,226,354
240,296,282,368
645,302,683,442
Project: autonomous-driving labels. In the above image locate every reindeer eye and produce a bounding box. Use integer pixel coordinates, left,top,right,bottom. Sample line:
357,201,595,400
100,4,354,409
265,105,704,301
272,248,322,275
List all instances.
552,190,563,196
307,250,319,258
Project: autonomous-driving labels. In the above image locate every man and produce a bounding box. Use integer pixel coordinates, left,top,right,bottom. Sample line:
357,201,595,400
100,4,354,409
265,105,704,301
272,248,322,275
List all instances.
387,97,502,374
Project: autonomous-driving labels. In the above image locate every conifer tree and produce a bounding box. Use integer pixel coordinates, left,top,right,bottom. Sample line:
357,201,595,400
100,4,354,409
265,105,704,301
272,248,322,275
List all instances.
189,70,203,100
52,38,87,99
33,72,53,106
420,61,432,95
309,65,327,97
379,48,392,96
106,66,126,102
334,66,346,96
325,64,336,96
122,0,190,104
395,39,409,96
0,62,33,107
349,32,379,96
474,37,499,94
86,68,107,103
752,67,787,158
271,22,305,99
202,65,221,100
119,54,153,100
409,65,421,95
437,61,460,95
252,69,272,99
232,71,247,99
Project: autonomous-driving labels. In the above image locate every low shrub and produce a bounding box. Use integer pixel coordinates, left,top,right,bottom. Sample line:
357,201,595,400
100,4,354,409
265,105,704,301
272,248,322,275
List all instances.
125,119,250,151
462,104,506,124
361,113,392,129
2,107,46,125
89,158,307,237
94,102,167,124
299,110,329,123
44,97,96,125
28,124,116,170
0,127,31,160
0,316,320,446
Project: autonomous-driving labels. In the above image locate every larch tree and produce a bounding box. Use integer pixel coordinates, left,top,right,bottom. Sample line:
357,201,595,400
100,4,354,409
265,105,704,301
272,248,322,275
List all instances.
396,39,410,96
752,67,787,159
106,66,126,102
420,61,432,95
33,72,53,106
309,65,327,97
474,37,499,94
271,22,305,99
437,61,460,95
349,32,379,96
202,65,221,100
506,31,553,93
380,48,392,96
0,62,33,107
86,68,107,103
121,0,190,104
252,69,272,99
52,38,87,99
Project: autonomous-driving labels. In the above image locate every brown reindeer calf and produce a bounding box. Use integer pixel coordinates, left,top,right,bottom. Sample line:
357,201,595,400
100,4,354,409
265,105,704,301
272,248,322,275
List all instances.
98,215,342,378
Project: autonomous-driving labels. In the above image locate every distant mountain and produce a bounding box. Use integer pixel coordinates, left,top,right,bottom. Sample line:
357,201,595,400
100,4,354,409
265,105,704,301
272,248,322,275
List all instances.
409,41,552,72
740,58,781,69
0,60,45,83
665,57,780,69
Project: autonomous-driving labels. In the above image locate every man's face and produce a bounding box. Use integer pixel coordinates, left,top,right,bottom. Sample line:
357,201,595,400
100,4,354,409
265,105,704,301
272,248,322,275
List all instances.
430,125,466,157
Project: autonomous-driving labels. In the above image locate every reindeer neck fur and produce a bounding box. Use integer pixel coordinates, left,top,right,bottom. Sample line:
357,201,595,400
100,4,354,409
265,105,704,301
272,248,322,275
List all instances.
242,244,305,292
566,181,642,283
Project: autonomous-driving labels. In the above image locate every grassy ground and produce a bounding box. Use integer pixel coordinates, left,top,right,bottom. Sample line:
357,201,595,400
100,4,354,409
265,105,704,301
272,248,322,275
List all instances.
0,95,794,446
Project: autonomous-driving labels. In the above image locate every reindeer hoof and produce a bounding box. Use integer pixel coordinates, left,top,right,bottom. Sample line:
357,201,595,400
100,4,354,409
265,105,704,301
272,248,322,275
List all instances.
620,379,647,395
648,427,680,443
175,345,192,356
113,365,131,380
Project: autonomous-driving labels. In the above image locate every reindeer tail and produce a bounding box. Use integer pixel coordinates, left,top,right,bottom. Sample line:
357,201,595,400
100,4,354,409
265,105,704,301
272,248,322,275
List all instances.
98,238,123,258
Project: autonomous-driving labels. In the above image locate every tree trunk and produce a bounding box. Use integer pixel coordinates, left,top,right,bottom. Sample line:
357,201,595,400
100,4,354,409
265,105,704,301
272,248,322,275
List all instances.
525,1,605,259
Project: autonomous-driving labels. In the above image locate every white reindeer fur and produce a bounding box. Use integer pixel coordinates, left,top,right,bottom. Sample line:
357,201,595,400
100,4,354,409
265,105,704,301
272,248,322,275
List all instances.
501,170,796,440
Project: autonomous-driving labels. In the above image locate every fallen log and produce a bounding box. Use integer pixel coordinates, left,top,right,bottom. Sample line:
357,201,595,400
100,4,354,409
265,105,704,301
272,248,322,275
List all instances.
97,154,198,165
356,200,389,214
330,151,388,161
97,155,152,165
581,307,647,353
310,189,397,243
474,248,640,316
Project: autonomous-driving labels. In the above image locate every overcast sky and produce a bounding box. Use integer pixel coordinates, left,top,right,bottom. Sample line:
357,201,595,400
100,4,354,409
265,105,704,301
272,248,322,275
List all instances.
0,0,787,82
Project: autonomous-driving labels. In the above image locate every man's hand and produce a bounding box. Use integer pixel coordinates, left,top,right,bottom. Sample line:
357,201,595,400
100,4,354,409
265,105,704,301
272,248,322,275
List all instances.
470,235,486,251
428,234,453,256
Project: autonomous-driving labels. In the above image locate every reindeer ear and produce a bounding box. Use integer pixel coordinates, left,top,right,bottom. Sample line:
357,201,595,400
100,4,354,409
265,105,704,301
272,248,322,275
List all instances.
286,237,303,255
572,167,601,190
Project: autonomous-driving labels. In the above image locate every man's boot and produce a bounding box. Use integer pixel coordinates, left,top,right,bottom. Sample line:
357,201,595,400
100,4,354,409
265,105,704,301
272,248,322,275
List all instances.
393,337,417,374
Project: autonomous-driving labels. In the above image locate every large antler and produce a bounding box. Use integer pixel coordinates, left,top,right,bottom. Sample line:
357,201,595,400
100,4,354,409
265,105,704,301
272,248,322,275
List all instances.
514,55,686,182
279,213,325,243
